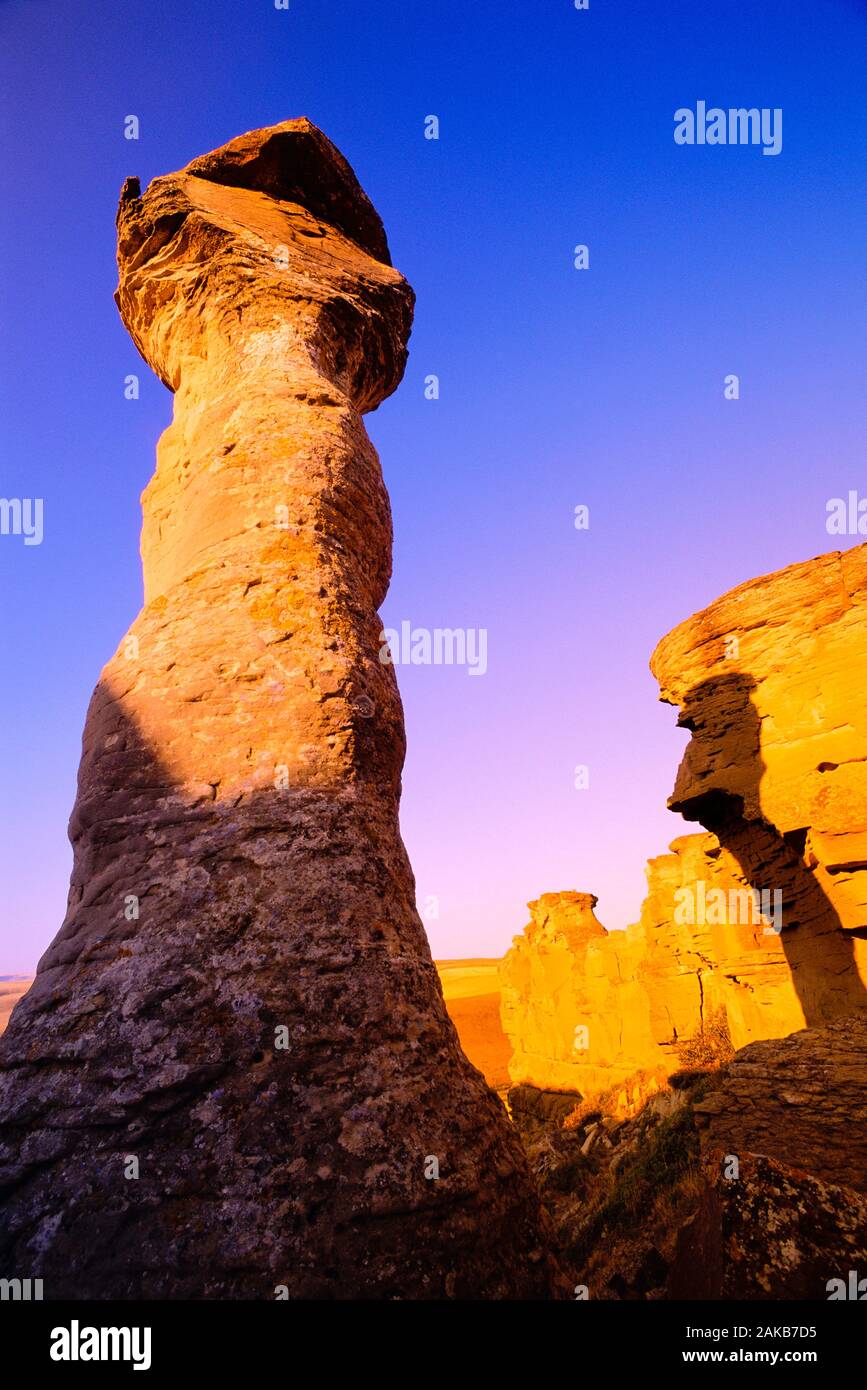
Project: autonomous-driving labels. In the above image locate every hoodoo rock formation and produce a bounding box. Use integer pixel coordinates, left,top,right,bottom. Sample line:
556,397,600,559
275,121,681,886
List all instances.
0,121,561,1299
501,891,653,1097
502,545,867,1100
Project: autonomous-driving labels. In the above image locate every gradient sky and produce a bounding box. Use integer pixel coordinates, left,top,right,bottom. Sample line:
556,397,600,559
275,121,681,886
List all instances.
1,0,866,972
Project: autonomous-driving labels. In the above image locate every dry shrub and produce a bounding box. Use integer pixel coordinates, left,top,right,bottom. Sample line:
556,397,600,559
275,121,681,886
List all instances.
675,1006,735,1069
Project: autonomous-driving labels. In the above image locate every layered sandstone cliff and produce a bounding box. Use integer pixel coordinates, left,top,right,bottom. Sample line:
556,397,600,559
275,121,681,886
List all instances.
651,544,867,1026
500,891,650,1096
502,545,867,1098
0,120,560,1299
501,835,809,1097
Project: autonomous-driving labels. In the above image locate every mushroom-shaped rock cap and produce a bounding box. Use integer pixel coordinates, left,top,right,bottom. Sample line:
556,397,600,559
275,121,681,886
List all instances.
115,118,412,407
182,117,392,263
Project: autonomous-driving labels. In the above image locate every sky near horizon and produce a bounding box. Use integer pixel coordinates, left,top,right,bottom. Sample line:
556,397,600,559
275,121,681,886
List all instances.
2,0,867,972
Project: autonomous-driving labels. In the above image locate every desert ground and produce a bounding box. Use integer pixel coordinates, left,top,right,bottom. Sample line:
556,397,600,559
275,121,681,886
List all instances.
435,958,510,1091
0,977,30,1034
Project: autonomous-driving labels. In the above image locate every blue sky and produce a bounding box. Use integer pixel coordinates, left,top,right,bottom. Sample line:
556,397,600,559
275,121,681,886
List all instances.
2,0,867,970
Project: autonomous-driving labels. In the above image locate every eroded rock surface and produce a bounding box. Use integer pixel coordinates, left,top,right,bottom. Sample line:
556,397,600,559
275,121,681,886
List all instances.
500,837,809,1098
0,120,560,1300
499,893,643,1095
692,1016,867,1193
651,545,867,1026
499,549,867,1299
502,545,867,1101
670,1149,867,1300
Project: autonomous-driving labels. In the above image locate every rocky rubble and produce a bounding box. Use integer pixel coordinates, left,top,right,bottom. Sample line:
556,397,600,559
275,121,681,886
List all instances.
517,1017,867,1300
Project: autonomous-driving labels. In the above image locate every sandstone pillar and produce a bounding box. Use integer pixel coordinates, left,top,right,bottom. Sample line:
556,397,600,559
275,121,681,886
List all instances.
0,121,560,1299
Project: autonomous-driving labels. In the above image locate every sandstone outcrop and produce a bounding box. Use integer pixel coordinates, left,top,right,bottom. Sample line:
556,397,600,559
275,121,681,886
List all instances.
499,892,647,1096
670,1150,867,1300
0,120,560,1299
513,1018,867,1301
500,836,810,1098
502,545,867,1101
692,1016,867,1192
674,1022,867,1298
651,544,867,1025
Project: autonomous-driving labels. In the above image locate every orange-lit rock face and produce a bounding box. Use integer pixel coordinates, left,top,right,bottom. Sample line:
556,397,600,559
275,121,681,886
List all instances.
0,121,561,1300
632,834,808,1049
500,842,811,1099
500,892,657,1096
502,545,867,1103
112,121,414,798
651,544,867,1026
